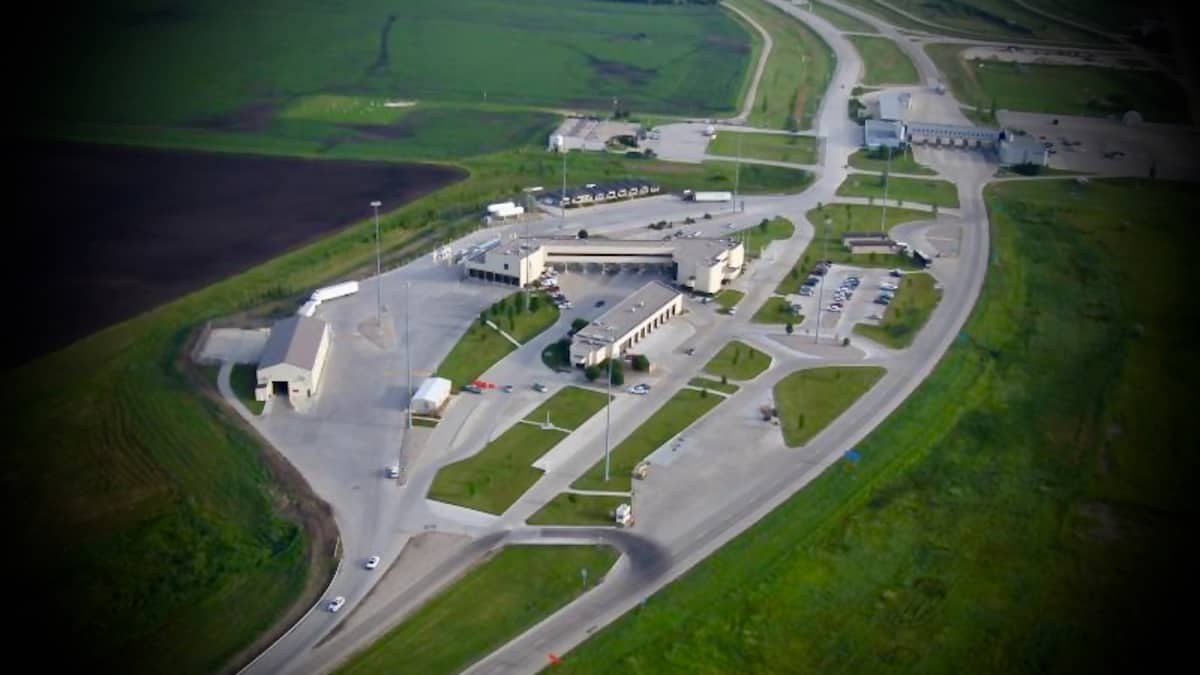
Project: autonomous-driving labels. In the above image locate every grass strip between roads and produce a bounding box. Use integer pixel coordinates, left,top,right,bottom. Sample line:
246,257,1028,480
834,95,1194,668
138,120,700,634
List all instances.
527,493,629,526
688,377,740,395
715,289,745,312
836,174,960,208
708,132,817,165
751,295,802,325
336,545,618,675
854,272,942,348
846,35,919,85
229,364,265,415
544,178,1197,673
573,388,722,492
774,366,885,446
428,386,607,514
739,216,795,258
436,292,559,389
704,340,772,380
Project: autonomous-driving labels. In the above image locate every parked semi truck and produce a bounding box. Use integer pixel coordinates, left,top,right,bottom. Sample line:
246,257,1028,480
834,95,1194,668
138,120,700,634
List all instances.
682,190,732,203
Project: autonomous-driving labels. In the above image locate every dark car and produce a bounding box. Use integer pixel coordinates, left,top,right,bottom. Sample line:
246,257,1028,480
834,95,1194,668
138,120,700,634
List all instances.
463,384,483,394
595,300,606,307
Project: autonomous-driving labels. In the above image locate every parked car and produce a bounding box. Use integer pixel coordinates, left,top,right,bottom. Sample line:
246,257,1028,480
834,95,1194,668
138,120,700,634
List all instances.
365,556,380,570
328,596,346,613
628,384,650,395
889,268,904,277
386,465,400,479
685,347,696,356
827,304,843,313
880,282,898,291
532,382,548,393
595,300,606,307
463,384,483,394
874,296,892,305
798,286,813,296
502,384,514,393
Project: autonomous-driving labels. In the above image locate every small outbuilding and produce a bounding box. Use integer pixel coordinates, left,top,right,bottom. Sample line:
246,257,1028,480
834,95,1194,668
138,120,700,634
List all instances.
412,376,452,416
256,316,331,408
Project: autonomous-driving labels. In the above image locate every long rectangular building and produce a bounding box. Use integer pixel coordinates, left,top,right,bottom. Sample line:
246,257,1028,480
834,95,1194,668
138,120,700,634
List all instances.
569,280,683,368
464,236,744,294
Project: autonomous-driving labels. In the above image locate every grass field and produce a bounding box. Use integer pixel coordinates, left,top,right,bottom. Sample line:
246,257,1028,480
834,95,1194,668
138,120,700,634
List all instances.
573,388,723,492
337,545,618,675
688,377,740,395
704,340,772,380
926,44,1191,124
838,0,1108,42
229,364,266,415
436,293,560,390
774,366,885,446
847,36,919,85
739,216,795,258
715,289,745,312
552,177,1196,673
752,296,803,325
707,132,817,165
811,1,878,32
429,386,607,514
848,147,936,175
837,174,960,208
527,493,629,526
854,272,942,348
732,0,835,130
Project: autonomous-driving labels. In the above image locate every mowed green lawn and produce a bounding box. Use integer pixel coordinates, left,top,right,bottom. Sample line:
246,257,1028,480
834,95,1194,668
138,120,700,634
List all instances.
739,216,795,258
436,293,559,390
688,377,740,395
926,44,1190,124
848,147,936,175
774,366,885,446
732,0,835,129
847,35,919,84
752,295,802,325
229,363,265,415
429,386,607,514
837,174,960,208
337,545,618,675
811,1,878,32
527,493,629,526
551,177,1197,673
705,340,772,380
573,388,723,492
707,132,817,165
715,289,745,312
854,272,942,348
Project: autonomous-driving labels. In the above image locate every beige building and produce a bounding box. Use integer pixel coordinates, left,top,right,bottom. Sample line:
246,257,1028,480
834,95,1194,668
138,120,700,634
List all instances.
255,316,331,407
570,281,683,368
465,236,744,294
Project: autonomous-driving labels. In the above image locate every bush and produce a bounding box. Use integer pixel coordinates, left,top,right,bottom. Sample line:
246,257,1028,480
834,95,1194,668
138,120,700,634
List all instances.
585,365,601,381
1011,162,1042,176
570,318,589,335
578,229,589,239
631,354,650,372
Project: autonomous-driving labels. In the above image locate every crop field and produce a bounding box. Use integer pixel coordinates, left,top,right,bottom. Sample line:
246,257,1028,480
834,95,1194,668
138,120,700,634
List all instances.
731,0,835,130
926,44,1191,124
553,177,1196,674
837,174,960,208
338,545,618,675
707,132,818,165
45,0,753,153
847,36,919,85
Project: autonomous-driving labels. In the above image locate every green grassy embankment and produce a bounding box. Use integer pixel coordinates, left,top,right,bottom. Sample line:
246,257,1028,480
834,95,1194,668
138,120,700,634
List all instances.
774,366,885,446
848,147,936,175
854,272,942,348
751,296,802,325
847,35,919,84
739,216,795,258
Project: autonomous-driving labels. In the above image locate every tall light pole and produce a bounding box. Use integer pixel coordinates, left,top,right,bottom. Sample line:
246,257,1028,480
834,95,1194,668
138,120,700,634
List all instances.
733,131,742,215
814,214,830,344
603,326,616,483
405,280,412,432
371,200,383,327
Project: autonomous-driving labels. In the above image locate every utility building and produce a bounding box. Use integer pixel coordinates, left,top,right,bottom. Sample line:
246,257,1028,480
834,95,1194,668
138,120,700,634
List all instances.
256,316,331,408
570,281,683,368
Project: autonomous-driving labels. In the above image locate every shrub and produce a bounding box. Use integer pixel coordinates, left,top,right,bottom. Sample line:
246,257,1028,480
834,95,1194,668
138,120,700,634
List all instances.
570,318,589,335
584,365,601,381
631,354,650,372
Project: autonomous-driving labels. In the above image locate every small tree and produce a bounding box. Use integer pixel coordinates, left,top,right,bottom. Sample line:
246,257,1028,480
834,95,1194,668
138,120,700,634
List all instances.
701,387,709,398
796,413,806,431
479,311,487,327
530,294,541,313
759,218,769,234
786,322,794,335
721,375,728,385
631,354,650,372
515,292,526,314
585,365,601,381
931,203,939,218
571,317,589,335
578,228,589,239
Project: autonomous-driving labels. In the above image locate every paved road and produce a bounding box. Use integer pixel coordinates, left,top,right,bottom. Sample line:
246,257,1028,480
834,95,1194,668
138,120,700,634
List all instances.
721,0,773,124
233,3,1002,674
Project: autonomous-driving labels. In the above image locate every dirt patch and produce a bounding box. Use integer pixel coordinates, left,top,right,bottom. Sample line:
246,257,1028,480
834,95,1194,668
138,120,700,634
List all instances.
586,54,658,87
792,86,808,127
194,101,281,132
7,141,464,368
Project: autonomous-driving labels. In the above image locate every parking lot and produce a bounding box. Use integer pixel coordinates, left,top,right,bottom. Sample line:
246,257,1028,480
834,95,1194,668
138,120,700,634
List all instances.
784,264,904,342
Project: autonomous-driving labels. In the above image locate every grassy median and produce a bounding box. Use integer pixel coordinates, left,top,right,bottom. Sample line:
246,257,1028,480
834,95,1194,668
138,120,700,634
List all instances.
715,289,745,313
739,216,795,258
774,366,885,446
854,272,942,348
549,177,1197,673
837,174,960,208
708,132,817,165
429,386,607,514
752,295,802,325
573,388,722,492
527,493,629,526
847,147,936,176
688,377,740,395
337,545,618,675
436,292,559,389
847,35,918,85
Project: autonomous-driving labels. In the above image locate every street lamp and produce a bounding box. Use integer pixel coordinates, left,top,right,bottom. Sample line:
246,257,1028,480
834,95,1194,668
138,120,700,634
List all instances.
371,200,383,327
814,214,831,343
602,325,616,483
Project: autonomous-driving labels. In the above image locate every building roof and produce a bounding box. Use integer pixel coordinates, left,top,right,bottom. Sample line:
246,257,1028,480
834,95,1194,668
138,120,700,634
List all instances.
842,231,890,241
864,118,905,147
482,235,740,266
260,316,328,371
574,280,681,345
878,92,911,121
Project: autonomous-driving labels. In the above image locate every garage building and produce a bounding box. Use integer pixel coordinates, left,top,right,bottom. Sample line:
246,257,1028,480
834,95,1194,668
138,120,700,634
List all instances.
570,281,683,368
255,316,331,408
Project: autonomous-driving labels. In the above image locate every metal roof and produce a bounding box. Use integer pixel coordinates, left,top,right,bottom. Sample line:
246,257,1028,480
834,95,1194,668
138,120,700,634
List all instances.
574,280,681,345
260,316,328,371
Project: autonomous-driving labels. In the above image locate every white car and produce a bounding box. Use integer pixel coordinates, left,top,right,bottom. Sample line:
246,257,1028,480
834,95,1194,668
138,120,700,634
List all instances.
628,384,650,395
327,596,346,613
827,304,843,313
880,282,898,291
365,556,380,570
386,465,400,479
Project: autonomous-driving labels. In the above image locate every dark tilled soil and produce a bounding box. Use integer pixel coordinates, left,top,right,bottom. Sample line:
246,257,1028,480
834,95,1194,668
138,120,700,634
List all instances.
8,141,464,368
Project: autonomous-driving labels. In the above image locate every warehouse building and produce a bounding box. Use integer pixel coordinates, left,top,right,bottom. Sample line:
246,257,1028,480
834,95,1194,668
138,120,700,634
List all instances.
998,134,1049,166
864,119,906,150
570,281,683,368
255,316,331,408
464,236,744,294
877,91,912,121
